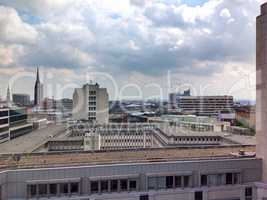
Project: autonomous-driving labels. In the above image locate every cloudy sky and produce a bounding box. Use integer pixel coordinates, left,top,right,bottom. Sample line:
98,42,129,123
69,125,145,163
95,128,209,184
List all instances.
0,0,265,101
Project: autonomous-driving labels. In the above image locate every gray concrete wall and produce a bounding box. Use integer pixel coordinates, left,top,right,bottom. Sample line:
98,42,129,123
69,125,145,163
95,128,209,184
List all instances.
256,2,267,183
0,158,262,199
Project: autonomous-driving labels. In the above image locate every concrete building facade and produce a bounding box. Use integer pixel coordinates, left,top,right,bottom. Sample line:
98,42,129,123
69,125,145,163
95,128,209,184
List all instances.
73,83,109,124
0,156,261,200
257,2,267,183
178,96,234,116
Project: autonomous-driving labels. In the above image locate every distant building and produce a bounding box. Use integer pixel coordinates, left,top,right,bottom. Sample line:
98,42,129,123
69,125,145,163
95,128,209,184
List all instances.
178,96,234,116
34,67,44,107
6,85,12,107
12,93,30,106
0,108,10,143
72,83,109,124
0,107,33,143
56,98,73,113
169,89,190,109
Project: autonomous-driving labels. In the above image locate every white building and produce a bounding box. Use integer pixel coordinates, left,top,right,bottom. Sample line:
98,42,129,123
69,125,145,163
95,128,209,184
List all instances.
72,83,109,124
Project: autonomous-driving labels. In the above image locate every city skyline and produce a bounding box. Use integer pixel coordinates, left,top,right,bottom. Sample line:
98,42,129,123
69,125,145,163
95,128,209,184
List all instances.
0,0,266,101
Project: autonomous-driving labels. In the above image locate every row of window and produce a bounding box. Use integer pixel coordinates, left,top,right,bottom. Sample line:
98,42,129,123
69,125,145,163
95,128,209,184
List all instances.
89,107,96,111
148,175,191,190
174,137,220,143
103,139,151,143
27,182,79,198
201,173,241,186
89,91,96,95
90,178,138,194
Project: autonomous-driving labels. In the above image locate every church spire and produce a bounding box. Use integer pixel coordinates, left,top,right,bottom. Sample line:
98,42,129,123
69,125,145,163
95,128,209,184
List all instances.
6,85,12,107
36,67,40,83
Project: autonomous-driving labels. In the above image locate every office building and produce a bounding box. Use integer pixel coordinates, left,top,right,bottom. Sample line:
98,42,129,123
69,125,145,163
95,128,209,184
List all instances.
0,107,33,143
73,83,109,124
34,67,44,107
0,108,9,143
56,98,73,113
12,93,31,106
178,96,234,116
169,89,191,109
0,145,261,199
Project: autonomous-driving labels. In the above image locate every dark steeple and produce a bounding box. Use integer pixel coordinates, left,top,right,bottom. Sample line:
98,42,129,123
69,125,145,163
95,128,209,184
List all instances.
36,67,40,83
34,67,43,106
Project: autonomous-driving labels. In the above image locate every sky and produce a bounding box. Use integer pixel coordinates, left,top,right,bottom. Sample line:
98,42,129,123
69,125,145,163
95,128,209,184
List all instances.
0,0,266,101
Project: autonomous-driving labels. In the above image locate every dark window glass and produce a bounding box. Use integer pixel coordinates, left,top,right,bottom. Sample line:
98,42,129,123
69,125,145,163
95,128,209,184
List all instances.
175,176,182,188
245,187,253,196
195,191,203,200
201,175,207,186
166,176,173,188
91,181,99,193
129,180,137,191
60,183,69,194
111,180,118,192
140,194,149,200
39,184,47,196
49,184,57,195
100,180,108,193
183,176,190,187
226,173,233,185
28,185,37,197
120,179,128,191
70,182,79,194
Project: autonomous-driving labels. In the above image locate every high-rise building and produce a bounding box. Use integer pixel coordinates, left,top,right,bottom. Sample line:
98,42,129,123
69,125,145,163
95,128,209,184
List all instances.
12,94,30,106
72,83,109,123
256,2,267,183
34,67,44,107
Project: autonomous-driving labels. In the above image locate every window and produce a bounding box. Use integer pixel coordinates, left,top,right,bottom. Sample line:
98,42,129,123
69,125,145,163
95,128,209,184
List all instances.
120,179,128,191
129,180,137,191
195,191,203,200
39,184,47,196
157,177,166,189
245,187,253,200
91,181,99,193
140,194,149,200
201,175,207,186
226,173,233,185
175,176,182,188
101,180,108,193
183,176,190,187
49,184,57,195
233,173,240,184
27,185,37,197
60,183,69,194
111,180,118,192
70,182,79,194
148,177,157,190
166,176,173,188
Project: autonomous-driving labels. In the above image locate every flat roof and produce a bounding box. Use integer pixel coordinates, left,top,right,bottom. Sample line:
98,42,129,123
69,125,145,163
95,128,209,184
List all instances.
0,145,256,171
0,124,65,154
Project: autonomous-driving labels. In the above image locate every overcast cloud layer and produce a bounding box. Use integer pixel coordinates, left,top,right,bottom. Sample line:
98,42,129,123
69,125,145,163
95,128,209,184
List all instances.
0,0,265,100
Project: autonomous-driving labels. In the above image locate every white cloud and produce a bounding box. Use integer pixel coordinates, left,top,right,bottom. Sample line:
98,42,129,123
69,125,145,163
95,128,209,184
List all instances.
0,6,37,44
0,0,263,100
220,8,231,18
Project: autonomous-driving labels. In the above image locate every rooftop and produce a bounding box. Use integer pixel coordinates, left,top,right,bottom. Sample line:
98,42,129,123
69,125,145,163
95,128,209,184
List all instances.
0,124,65,154
0,145,256,171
